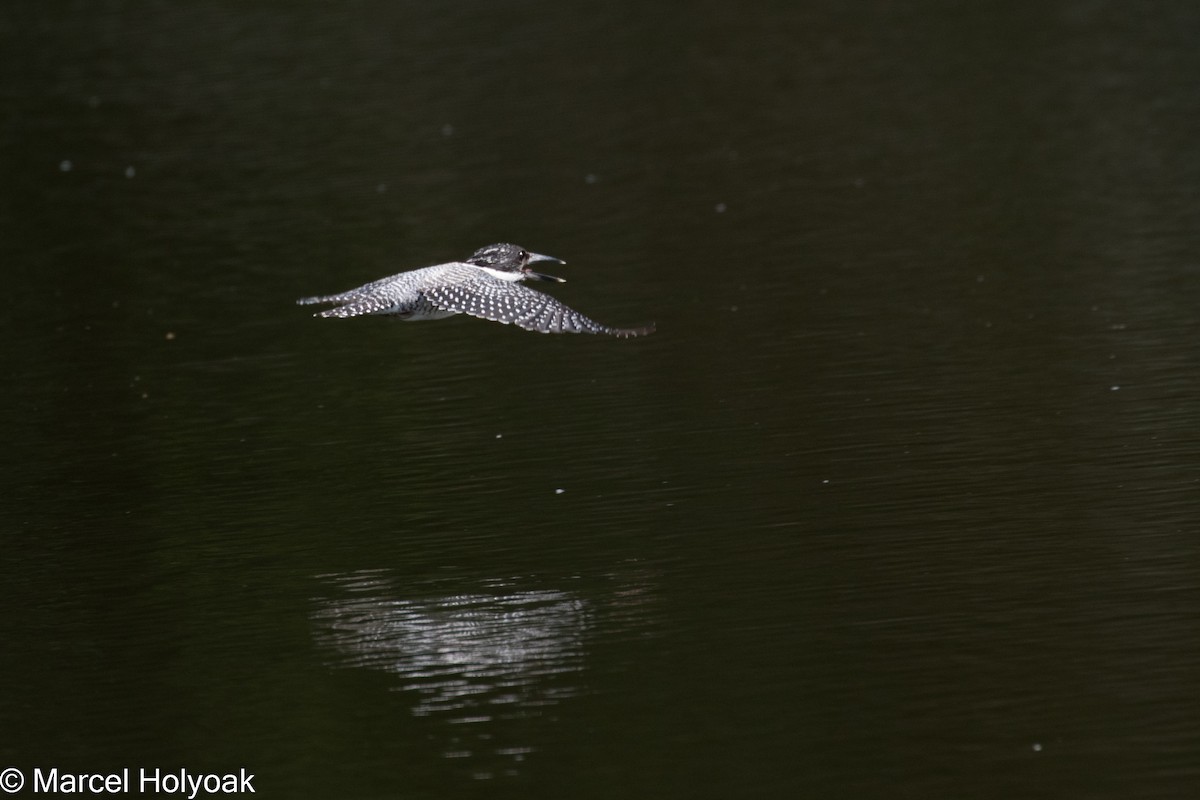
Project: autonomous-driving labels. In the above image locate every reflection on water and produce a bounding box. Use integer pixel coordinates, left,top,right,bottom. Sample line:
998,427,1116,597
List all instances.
312,571,588,718
311,569,657,778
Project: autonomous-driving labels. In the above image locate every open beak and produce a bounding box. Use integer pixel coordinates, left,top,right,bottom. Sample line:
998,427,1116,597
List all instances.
524,252,566,283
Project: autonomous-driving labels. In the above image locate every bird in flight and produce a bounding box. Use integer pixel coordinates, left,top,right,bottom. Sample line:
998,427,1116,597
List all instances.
297,243,654,338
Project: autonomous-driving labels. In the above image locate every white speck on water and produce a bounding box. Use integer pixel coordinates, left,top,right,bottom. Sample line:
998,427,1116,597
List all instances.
441,123,455,137
124,165,136,178
59,160,73,172
1110,385,1120,391
554,488,565,495
584,173,597,184
1032,743,1043,752
714,202,727,213
495,434,502,439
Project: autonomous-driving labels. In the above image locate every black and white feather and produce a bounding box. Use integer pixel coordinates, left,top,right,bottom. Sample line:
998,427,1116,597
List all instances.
423,277,650,336
297,243,654,338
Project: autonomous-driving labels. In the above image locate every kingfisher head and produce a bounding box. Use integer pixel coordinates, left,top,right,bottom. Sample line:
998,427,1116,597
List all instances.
467,243,566,283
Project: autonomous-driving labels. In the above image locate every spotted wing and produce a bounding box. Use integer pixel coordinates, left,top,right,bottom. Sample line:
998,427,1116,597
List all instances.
296,274,405,317
296,289,400,318
424,278,654,337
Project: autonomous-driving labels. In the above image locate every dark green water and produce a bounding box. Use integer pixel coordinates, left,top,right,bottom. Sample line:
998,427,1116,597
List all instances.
4,2,1200,798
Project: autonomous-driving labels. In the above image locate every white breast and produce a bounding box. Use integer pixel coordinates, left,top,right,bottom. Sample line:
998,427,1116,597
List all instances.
476,266,525,282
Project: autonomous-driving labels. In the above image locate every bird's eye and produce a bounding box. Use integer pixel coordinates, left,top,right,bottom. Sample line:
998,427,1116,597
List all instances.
519,250,529,260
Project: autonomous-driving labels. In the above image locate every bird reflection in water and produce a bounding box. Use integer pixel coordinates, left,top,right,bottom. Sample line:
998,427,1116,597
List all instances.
311,569,657,779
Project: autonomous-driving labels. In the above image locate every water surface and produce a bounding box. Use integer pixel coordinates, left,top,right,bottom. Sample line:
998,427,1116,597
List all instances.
3,2,1200,798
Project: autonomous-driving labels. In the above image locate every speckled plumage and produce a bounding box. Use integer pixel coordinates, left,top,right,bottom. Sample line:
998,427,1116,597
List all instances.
297,243,654,338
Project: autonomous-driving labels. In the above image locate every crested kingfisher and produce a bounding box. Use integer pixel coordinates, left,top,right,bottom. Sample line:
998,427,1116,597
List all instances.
297,243,654,337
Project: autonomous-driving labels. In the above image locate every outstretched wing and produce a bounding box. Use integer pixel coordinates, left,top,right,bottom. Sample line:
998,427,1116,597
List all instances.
297,264,473,319
296,278,403,317
297,291,399,318
424,278,654,337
